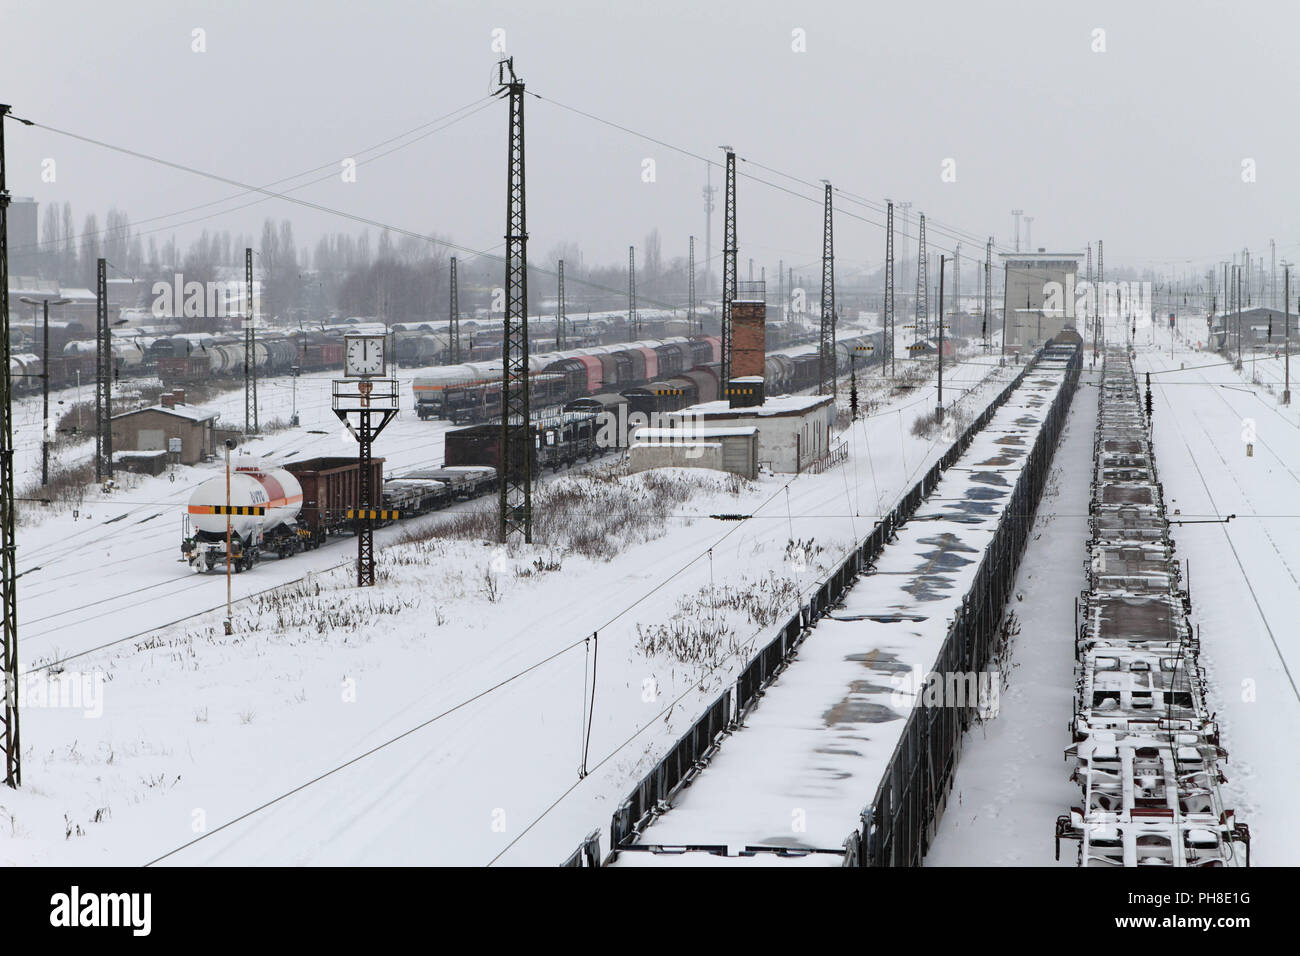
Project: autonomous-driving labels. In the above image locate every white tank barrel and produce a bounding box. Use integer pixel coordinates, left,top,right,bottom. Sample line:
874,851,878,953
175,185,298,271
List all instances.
235,465,303,531
187,473,269,542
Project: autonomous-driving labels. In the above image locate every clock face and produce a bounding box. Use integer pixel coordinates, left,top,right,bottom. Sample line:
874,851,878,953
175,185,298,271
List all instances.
345,337,385,376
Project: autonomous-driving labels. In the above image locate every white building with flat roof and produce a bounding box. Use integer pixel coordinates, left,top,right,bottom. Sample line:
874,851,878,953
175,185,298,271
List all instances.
666,394,835,473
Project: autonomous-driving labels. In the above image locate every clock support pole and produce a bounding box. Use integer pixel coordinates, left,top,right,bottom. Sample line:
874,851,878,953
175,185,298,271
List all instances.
333,378,397,587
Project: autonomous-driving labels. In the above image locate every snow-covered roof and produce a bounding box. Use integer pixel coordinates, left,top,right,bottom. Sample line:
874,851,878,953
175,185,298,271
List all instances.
112,403,221,423
681,394,834,417
998,251,1083,262
633,426,758,440
630,441,722,450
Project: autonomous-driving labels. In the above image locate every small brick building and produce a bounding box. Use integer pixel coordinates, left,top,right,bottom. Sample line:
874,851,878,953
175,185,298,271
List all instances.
111,404,220,465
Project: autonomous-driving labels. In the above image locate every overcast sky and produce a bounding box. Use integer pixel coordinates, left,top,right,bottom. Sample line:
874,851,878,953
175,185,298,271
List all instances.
2,0,1295,281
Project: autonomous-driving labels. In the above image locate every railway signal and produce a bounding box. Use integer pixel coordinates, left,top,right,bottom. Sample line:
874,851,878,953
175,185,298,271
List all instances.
849,355,858,420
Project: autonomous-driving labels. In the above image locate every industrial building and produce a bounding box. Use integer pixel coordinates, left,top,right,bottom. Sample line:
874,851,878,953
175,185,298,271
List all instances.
624,280,837,475
1211,307,1298,352
1000,251,1084,350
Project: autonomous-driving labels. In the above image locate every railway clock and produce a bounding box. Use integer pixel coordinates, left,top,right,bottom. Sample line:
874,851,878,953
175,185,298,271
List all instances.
344,333,387,377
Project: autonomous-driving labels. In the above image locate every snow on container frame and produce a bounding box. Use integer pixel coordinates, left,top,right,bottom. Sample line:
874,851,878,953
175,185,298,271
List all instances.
1053,348,1249,868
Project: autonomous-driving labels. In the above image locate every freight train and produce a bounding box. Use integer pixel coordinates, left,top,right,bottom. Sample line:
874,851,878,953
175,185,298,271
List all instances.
7,328,345,394
412,330,885,424
1053,347,1250,867
443,409,620,480
181,456,500,572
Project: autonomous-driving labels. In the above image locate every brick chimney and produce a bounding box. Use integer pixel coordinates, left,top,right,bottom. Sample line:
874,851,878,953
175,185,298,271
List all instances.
160,393,176,409
728,281,766,408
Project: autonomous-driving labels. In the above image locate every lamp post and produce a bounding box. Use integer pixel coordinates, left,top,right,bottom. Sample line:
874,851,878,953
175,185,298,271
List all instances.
937,255,946,422
224,438,234,636
19,296,71,486
1283,262,1292,406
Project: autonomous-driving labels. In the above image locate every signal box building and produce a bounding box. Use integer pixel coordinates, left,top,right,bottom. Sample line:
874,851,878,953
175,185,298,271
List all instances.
1001,251,1084,350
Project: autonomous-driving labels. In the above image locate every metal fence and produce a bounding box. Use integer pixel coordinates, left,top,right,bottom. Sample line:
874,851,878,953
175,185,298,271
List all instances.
559,829,602,868
561,350,1079,866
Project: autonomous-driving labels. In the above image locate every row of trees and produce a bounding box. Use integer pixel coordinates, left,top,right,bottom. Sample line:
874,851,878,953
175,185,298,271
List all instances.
38,203,144,289
29,206,718,323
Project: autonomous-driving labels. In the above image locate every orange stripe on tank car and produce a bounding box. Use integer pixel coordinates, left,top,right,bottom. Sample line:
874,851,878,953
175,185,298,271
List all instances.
261,493,304,509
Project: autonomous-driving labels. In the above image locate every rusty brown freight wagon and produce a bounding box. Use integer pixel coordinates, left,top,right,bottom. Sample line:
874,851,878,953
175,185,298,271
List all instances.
283,456,386,543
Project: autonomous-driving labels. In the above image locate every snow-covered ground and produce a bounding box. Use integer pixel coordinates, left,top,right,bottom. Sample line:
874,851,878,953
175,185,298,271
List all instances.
5,349,1022,866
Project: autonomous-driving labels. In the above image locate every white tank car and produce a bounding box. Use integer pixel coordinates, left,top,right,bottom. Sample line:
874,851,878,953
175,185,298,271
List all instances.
187,468,302,541
185,466,304,571
234,465,303,531
188,473,272,542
